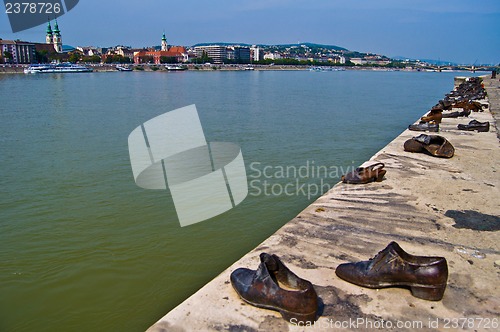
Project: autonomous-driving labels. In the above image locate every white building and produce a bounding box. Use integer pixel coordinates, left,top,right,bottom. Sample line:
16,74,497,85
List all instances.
329,55,346,64
194,45,227,64
250,46,264,62
77,47,101,56
263,52,282,60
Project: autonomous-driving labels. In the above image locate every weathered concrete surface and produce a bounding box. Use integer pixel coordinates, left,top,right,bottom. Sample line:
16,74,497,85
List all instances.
483,75,500,139
148,77,500,332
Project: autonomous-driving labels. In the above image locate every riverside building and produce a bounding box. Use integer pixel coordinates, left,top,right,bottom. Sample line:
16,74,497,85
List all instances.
194,45,251,64
194,45,227,64
0,39,36,64
133,33,188,64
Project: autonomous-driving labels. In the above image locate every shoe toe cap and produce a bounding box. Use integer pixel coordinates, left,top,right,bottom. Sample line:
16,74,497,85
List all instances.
230,268,254,293
335,262,360,282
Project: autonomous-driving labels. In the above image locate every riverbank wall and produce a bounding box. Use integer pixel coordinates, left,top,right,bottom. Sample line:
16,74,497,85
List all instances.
146,75,499,331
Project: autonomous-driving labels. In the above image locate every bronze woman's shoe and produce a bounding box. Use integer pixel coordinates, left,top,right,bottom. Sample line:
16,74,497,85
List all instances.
341,162,386,184
230,253,318,323
457,120,490,132
404,134,454,158
335,242,448,301
430,103,444,112
408,121,439,132
421,110,443,124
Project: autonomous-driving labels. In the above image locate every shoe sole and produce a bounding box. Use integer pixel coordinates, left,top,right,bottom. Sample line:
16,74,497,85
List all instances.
342,170,386,184
342,280,446,301
237,296,317,323
458,127,489,132
408,128,439,132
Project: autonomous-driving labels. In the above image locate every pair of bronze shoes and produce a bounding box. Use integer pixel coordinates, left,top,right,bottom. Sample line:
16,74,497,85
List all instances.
231,243,448,324
404,134,454,158
341,162,386,184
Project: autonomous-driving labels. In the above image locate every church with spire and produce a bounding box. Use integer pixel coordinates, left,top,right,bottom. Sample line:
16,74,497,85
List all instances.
161,32,168,51
46,19,63,53
133,32,187,64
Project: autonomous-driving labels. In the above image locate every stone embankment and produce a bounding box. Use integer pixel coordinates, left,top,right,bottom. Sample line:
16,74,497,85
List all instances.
147,75,499,332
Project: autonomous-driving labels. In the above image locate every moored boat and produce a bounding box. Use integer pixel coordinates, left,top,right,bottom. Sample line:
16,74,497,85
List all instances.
24,63,93,74
116,65,133,71
165,65,187,71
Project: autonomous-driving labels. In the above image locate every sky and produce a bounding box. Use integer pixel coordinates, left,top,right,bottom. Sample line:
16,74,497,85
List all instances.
1,0,499,64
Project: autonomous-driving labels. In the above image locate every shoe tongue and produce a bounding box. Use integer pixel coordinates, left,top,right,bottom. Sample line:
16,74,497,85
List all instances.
368,245,397,270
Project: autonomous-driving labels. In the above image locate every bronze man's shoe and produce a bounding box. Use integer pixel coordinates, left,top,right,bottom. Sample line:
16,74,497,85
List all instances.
441,109,470,118
335,242,448,301
408,121,439,132
404,134,454,158
457,120,490,132
341,162,386,184
230,253,318,323
441,111,459,118
403,138,425,153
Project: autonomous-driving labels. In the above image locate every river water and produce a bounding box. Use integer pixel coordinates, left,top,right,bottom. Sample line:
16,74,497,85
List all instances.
0,69,473,331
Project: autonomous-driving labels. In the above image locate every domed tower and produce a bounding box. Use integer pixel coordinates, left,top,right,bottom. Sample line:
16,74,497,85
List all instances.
45,20,53,44
161,32,168,51
52,19,62,53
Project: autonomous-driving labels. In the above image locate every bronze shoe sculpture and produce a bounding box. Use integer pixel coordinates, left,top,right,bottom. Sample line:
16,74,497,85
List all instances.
404,134,454,158
335,242,448,301
442,109,470,118
230,253,318,323
454,99,484,113
421,110,443,124
457,120,490,132
341,162,386,184
408,121,439,132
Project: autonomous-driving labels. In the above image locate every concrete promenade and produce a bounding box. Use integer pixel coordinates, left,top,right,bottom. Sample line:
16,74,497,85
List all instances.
148,76,499,332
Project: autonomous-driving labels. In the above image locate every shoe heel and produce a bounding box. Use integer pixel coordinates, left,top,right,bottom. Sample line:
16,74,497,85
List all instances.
410,285,446,301
280,310,317,324
375,170,386,182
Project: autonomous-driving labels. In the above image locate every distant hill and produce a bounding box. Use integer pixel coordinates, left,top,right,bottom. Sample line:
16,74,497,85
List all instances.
273,42,348,52
391,55,458,66
191,42,348,51
192,42,252,47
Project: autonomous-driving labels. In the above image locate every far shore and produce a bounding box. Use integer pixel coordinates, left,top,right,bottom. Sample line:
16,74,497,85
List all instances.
0,63,490,74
